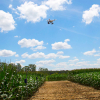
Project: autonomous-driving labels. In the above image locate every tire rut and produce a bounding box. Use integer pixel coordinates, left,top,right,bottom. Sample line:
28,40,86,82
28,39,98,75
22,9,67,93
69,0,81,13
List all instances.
28,80,100,100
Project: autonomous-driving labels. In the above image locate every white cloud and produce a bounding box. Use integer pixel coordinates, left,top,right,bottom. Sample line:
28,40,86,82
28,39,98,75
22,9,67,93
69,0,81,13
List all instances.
68,58,79,63
15,60,25,68
21,52,29,58
30,45,46,51
14,35,20,38
56,51,64,55
59,55,70,59
56,62,68,68
74,57,77,59
0,49,16,57
45,53,58,59
42,0,72,11
14,36,18,38
83,49,96,55
94,53,100,56
9,4,16,11
9,4,19,15
21,52,45,59
97,58,100,64
36,59,55,64
15,60,25,64
15,54,19,57
45,51,69,59
82,4,100,24
9,4,12,8
69,64,74,66
0,10,16,32
99,47,100,49
52,39,72,50
18,38,43,48
17,1,49,23
75,61,90,66
21,51,69,59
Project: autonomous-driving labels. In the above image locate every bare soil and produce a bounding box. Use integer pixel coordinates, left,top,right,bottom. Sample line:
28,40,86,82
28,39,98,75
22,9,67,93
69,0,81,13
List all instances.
28,80,100,100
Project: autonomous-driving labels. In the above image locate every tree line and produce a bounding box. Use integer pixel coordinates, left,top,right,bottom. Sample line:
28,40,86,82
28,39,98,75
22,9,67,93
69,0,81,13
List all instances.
0,62,48,72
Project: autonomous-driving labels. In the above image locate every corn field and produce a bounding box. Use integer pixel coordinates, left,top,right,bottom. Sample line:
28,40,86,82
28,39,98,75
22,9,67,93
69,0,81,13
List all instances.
46,68,100,90
0,60,46,100
1,59,100,100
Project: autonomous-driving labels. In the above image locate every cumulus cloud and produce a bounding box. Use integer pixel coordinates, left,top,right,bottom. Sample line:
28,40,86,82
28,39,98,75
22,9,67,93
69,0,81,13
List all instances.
17,1,49,23
15,60,25,64
14,60,25,68
21,52,29,58
9,4,12,8
18,38,43,48
56,51,64,55
45,52,70,59
52,39,72,50
14,36,18,38
36,59,55,64
21,51,70,59
56,62,68,68
68,58,79,63
42,0,72,11
94,53,100,56
15,54,19,57
0,10,16,32
14,35,20,38
97,58,100,64
83,49,96,55
9,4,16,11
82,4,100,24
0,49,16,57
59,55,70,59
30,46,46,51
21,52,45,59
45,53,58,59
75,61,90,66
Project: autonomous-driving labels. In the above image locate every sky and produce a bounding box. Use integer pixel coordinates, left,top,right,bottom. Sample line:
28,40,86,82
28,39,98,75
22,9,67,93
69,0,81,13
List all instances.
0,0,100,71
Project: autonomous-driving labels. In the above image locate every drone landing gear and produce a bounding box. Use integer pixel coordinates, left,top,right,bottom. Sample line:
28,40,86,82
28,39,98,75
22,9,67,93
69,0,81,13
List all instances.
48,22,50,24
52,23,54,24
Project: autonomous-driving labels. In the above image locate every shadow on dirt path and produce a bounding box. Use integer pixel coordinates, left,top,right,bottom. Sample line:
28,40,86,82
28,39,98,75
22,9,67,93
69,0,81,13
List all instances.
28,80,100,100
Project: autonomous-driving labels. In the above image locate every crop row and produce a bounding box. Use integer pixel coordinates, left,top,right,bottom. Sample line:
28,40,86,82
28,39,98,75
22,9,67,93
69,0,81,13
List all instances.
46,71,100,90
67,71,100,89
0,64,46,100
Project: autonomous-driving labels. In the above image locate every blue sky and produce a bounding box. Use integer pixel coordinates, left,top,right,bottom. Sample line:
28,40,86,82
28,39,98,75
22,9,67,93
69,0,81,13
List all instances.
0,0,100,71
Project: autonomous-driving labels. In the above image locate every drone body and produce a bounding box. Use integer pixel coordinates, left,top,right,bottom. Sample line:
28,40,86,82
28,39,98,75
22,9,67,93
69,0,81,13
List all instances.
47,19,56,24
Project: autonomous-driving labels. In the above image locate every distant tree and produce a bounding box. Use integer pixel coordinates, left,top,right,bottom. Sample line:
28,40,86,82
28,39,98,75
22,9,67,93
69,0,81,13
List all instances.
29,64,36,72
16,63,21,72
0,62,7,71
21,67,26,72
24,66,32,72
38,67,48,71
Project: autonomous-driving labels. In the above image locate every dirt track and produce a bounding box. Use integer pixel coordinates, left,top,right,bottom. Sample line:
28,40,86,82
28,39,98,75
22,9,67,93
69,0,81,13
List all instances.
29,80,100,100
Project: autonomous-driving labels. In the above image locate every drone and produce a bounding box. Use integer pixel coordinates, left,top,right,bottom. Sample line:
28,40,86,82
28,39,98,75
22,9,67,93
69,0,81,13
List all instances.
47,19,57,24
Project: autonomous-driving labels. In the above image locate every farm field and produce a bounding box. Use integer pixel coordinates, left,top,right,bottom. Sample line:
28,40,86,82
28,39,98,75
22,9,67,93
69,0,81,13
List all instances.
28,80,100,100
1,62,100,100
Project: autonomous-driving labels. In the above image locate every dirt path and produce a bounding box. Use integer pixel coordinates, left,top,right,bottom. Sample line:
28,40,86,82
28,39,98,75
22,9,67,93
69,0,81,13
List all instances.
29,80,100,100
